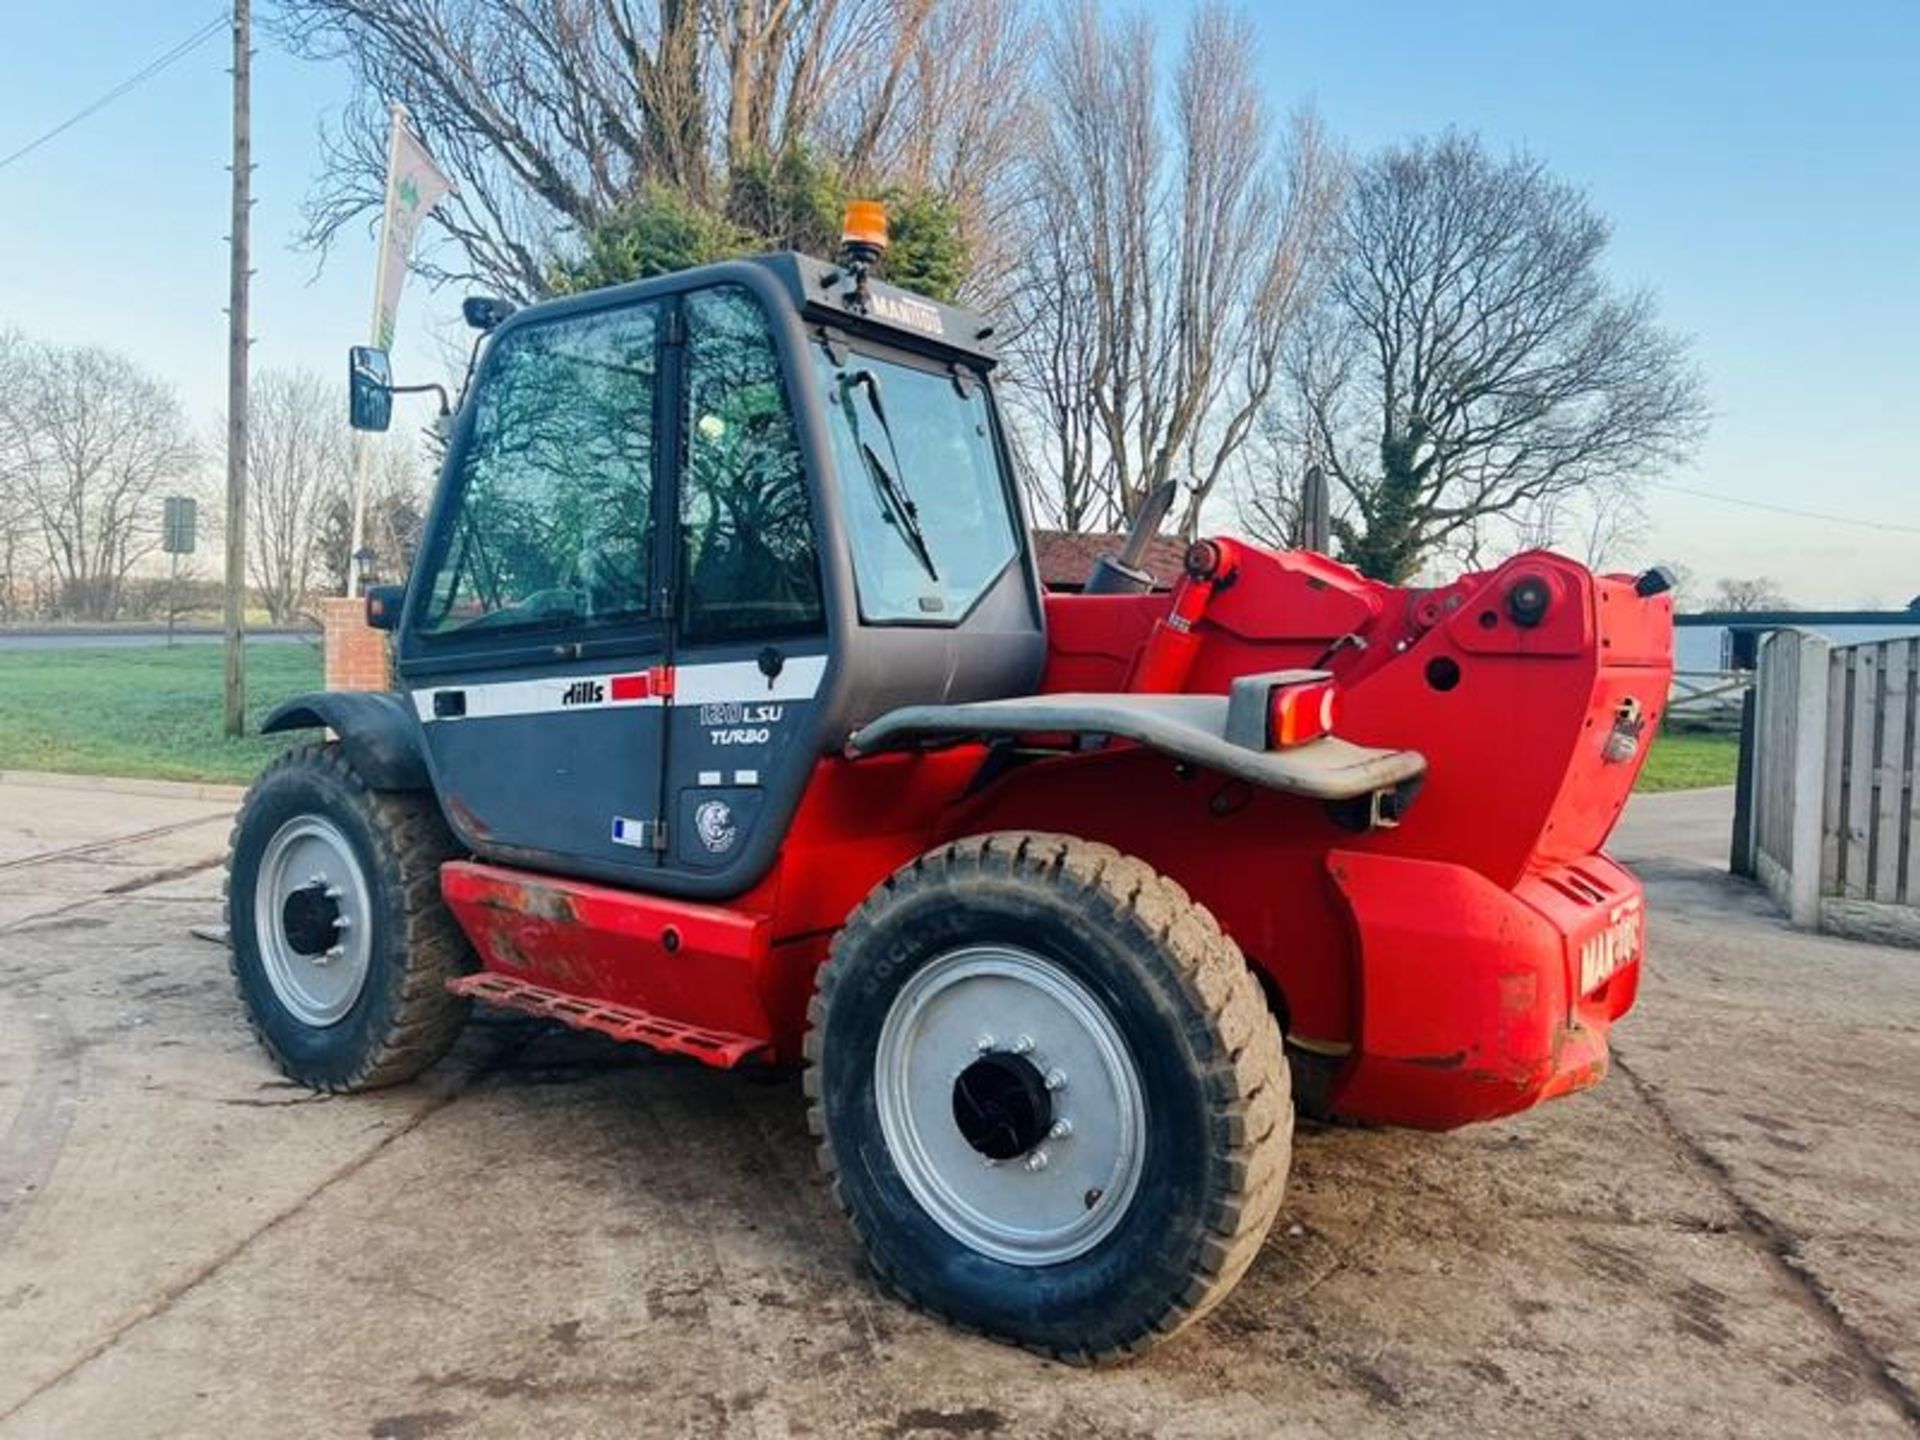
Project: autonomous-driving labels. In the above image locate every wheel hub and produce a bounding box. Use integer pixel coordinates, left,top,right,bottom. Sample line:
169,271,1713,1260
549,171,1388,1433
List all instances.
280,882,342,957
252,815,372,1027
873,945,1146,1267
952,1051,1054,1161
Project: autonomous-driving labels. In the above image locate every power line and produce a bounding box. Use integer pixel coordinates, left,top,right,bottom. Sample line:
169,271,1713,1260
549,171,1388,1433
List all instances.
0,12,229,175
1651,480,1920,536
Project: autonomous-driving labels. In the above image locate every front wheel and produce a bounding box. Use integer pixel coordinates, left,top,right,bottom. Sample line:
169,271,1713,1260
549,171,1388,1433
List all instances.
225,742,472,1091
805,832,1291,1362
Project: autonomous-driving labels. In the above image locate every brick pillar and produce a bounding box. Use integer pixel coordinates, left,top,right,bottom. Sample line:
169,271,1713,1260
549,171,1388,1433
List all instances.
322,596,391,692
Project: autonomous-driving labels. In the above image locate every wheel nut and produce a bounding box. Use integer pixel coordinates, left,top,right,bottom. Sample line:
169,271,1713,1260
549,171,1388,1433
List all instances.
975,1034,995,1053
1044,1069,1066,1091
1024,1150,1050,1172
1049,1119,1073,1139
1012,1034,1035,1055
324,885,345,900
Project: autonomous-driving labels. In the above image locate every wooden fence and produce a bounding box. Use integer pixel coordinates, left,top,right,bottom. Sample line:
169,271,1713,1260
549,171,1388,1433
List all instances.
1744,630,1919,946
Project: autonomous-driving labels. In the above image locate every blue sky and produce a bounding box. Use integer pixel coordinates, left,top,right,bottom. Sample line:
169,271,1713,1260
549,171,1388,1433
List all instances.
1,1,1915,604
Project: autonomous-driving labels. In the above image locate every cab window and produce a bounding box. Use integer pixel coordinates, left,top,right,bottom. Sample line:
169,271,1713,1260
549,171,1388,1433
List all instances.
813,343,1018,624
418,302,658,635
679,286,824,643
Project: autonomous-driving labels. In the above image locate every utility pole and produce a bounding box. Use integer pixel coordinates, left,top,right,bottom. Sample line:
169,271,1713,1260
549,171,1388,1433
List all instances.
223,0,251,737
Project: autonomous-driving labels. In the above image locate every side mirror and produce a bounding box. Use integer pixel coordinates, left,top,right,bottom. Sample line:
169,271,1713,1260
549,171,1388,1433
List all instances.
348,346,393,432
364,582,405,632
462,296,516,331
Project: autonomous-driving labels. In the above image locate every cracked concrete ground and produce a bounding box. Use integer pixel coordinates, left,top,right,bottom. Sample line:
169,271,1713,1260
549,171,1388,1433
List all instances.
0,773,1915,1438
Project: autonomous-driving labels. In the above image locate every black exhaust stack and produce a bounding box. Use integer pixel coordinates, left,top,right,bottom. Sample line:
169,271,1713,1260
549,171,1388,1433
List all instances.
1084,481,1179,596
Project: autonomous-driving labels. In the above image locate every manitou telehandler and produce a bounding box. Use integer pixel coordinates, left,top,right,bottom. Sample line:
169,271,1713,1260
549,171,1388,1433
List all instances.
227,202,1673,1361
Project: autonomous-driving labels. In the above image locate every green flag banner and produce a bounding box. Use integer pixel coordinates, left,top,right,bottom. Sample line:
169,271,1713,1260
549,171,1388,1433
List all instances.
372,107,454,351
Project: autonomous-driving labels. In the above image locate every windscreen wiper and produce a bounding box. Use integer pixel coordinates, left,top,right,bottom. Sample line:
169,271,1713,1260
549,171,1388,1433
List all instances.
837,369,939,584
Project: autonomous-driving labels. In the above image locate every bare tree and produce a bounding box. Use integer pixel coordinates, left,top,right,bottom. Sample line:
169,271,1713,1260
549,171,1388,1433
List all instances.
1261,132,1707,582
1006,174,1109,532
0,340,197,619
825,0,1038,307
320,436,433,592
1712,576,1793,612
1497,476,1647,572
245,369,352,622
1230,410,1304,550
1002,2,1342,537
277,0,1034,300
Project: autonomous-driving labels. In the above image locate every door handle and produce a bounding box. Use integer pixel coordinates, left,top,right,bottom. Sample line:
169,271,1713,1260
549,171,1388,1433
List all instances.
433,690,467,719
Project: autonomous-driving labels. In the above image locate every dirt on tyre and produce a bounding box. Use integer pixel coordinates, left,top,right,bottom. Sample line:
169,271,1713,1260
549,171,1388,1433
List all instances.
804,831,1291,1362
226,741,473,1091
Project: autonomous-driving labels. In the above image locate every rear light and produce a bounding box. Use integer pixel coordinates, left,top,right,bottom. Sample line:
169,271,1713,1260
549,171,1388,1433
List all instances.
1268,677,1338,748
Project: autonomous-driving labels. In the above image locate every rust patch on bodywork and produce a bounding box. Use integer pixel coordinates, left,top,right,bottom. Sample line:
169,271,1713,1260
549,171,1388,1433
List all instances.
468,878,577,926
517,883,578,924
441,791,492,841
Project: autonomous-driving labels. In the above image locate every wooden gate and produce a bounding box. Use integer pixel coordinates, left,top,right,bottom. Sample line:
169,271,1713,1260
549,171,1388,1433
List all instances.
1823,638,1919,937
1744,631,1918,946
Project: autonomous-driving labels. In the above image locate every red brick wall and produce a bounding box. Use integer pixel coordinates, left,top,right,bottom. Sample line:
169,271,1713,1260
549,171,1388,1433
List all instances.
321,596,391,692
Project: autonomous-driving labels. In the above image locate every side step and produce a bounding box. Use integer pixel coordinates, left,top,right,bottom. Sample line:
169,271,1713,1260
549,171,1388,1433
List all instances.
447,973,770,1069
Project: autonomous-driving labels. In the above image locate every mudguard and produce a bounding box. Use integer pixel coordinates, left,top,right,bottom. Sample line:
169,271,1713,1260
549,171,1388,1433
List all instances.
260,690,432,791
849,692,1425,802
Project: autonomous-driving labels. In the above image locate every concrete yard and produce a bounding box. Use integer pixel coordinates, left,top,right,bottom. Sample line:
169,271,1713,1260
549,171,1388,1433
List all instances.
0,772,1915,1437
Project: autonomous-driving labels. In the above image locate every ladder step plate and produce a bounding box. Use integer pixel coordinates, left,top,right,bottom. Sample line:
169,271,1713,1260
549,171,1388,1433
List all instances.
447,973,769,1069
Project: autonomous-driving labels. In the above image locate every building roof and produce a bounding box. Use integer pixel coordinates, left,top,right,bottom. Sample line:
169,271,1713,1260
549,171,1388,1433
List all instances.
1676,608,1920,627
1031,530,1190,591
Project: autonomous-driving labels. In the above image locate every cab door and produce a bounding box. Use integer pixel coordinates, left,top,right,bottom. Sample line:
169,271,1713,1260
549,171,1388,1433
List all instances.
658,284,831,880
395,295,674,881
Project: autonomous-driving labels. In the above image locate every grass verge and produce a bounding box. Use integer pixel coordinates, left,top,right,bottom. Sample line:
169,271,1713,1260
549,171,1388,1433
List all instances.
1637,728,1739,792
0,643,322,785
1,643,1740,796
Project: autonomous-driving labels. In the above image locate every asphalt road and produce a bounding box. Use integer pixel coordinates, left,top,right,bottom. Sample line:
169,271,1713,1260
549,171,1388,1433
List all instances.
0,627,314,651
0,777,1914,1438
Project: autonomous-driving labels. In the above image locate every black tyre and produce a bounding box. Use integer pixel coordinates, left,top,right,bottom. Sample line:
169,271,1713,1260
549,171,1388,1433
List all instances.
805,831,1291,1362
225,741,472,1091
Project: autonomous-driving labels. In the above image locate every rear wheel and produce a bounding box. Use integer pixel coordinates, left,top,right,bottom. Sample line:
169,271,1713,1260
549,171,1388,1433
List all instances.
805,832,1290,1361
226,742,472,1091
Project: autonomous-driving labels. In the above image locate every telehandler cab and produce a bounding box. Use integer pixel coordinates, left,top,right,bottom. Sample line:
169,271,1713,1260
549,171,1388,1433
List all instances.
229,204,1674,1361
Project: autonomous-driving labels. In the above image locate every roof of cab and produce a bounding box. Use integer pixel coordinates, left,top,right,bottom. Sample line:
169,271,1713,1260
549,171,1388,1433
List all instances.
490,252,1000,368
748,252,1000,367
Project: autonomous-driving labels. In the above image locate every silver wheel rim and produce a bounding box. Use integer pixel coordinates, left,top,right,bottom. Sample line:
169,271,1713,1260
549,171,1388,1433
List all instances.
253,815,372,1027
873,945,1146,1267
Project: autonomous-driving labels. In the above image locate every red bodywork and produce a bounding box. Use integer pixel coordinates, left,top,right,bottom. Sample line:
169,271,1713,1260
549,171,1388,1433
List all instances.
440,544,1672,1131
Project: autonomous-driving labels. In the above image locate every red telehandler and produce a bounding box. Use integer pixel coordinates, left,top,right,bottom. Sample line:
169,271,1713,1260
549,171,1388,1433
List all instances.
226,205,1674,1360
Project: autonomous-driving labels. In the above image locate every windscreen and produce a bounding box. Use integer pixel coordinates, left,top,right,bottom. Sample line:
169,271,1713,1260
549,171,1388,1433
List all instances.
812,343,1020,624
